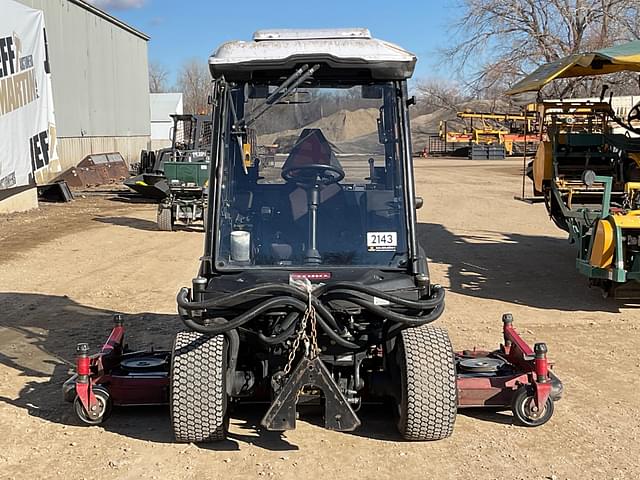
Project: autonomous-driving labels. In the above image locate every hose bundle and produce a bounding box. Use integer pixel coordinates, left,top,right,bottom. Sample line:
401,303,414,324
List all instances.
177,282,445,350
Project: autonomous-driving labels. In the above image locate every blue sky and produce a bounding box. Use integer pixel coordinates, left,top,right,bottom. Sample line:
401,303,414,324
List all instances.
91,0,460,85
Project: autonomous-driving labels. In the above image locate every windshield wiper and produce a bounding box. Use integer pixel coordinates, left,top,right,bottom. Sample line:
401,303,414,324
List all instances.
237,63,320,129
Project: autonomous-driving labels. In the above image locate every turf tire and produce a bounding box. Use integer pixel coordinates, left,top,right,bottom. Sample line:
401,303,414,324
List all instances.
170,331,228,442
396,325,457,441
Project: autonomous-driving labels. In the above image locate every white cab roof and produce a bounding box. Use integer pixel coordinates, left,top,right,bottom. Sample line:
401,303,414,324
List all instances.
209,28,416,81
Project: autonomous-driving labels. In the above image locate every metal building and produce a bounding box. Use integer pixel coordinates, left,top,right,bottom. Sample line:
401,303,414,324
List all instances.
150,92,183,151
17,0,150,178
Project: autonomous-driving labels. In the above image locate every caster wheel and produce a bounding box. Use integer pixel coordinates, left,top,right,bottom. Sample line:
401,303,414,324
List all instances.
74,386,112,425
511,387,554,427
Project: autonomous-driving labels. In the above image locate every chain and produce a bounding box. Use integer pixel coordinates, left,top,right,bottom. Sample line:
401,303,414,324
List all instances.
308,305,320,359
282,284,320,376
283,311,306,376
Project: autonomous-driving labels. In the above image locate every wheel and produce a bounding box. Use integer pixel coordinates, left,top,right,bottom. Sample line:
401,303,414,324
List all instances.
396,325,457,441
511,387,554,427
74,386,112,425
170,331,228,442
157,207,173,231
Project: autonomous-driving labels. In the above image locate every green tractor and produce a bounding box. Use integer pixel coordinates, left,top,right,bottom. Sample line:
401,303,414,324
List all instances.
125,114,212,200
156,160,210,231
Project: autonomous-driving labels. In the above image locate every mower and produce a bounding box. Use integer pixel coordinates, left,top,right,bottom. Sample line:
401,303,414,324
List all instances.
124,114,212,199
507,40,640,298
156,160,210,231
64,28,562,441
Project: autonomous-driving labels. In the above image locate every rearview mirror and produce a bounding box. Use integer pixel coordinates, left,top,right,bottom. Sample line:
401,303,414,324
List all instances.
249,86,311,104
276,91,311,104
362,85,383,99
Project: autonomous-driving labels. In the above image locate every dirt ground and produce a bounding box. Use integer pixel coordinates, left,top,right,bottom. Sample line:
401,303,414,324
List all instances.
1,158,639,480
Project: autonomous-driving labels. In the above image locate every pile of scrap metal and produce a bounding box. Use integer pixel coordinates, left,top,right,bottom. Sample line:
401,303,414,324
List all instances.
125,114,212,199
507,40,640,298
54,152,129,188
432,110,539,159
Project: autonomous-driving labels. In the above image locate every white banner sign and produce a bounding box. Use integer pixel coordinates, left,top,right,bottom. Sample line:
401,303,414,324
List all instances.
0,0,58,191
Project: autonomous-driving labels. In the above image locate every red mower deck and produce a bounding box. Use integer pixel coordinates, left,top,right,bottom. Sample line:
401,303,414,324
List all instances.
63,313,563,431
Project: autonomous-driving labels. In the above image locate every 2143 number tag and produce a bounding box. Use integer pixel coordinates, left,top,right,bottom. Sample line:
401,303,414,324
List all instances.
367,232,397,251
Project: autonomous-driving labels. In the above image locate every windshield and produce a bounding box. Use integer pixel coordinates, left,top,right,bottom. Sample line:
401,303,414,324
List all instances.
214,81,408,269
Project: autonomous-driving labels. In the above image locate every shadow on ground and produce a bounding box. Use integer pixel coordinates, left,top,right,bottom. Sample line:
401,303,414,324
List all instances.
0,292,528,450
418,222,621,312
107,194,159,205
94,216,205,233
94,216,159,231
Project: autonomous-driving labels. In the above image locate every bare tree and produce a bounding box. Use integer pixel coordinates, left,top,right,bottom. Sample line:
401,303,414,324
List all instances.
148,61,169,93
176,59,210,114
445,0,640,97
413,78,472,114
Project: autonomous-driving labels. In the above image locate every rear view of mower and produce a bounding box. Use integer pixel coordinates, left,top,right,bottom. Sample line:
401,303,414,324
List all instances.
64,28,562,441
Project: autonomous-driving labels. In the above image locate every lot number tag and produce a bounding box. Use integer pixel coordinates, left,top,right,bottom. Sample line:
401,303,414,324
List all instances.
367,232,397,251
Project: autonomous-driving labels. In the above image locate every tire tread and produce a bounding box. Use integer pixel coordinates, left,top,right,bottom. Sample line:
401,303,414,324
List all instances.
157,207,173,231
170,331,227,442
398,325,457,441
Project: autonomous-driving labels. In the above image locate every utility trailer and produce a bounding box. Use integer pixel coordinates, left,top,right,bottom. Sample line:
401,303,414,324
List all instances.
65,28,562,440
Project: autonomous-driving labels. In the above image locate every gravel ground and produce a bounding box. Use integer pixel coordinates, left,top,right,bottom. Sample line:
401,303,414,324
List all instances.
0,158,638,479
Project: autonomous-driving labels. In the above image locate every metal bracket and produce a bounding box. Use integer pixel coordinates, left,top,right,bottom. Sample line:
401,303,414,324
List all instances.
261,356,361,432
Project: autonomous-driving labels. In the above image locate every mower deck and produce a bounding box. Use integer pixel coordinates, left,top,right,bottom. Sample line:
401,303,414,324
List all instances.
64,313,562,431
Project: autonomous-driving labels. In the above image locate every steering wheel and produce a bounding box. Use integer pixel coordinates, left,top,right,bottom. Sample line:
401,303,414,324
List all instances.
628,102,640,124
281,163,345,186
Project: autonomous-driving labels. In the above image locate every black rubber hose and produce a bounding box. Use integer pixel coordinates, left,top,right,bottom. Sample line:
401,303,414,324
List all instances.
313,314,360,349
258,312,299,345
178,283,308,309
382,299,447,341
177,284,341,330
181,296,308,335
180,292,360,348
258,323,297,345
177,281,445,318
316,282,444,309
177,282,443,347
323,291,445,326
277,311,299,333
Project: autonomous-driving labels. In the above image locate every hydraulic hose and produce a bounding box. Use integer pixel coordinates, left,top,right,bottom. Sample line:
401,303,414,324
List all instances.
317,282,445,309
322,291,445,326
177,281,444,350
258,312,298,344
181,295,308,335
179,288,360,349
177,283,341,330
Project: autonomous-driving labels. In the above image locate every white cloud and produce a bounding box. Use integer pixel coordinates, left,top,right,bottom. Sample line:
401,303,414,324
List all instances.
86,0,146,10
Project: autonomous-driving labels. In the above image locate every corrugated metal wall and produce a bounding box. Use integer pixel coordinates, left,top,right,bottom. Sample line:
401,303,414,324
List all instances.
16,0,150,175
57,135,149,165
